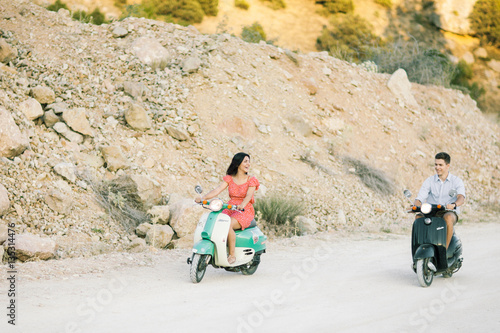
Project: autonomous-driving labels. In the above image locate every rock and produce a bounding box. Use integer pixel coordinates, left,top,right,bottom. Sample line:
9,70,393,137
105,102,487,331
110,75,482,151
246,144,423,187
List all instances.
0,223,7,244
145,224,174,248
461,51,474,65
44,189,73,215
62,108,94,136
123,82,146,99
112,26,128,38
43,110,60,128
169,199,204,238
295,216,319,235
124,103,151,131
171,233,194,249
302,77,318,95
0,245,3,261
148,205,171,225
130,175,162,209
128,237,146,252
74,152,105,168
8,233,57,261
387,68,418,108
165,124,189,141
0,106,29,158
136,223,152,238
53,122,84,144
100,145,129,171
288,116,313,137
45,102,68,115
130,37,170,67
474,47,488,59
0,184,10,217
430,0,476,35
19,98,44,121
181,56,201,73
30,86,55,104
53,162,77,183
0,38,17,63
487,59,500,73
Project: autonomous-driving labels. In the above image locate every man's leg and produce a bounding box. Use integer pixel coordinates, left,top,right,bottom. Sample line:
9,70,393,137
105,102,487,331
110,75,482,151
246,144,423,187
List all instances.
444,212,457,248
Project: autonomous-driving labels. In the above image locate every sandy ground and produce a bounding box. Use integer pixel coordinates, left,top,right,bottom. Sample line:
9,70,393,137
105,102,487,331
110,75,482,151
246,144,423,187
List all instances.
1,221,500,333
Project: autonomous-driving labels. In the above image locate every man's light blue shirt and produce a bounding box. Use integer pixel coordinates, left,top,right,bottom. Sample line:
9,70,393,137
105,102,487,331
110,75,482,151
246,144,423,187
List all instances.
416,173,466,213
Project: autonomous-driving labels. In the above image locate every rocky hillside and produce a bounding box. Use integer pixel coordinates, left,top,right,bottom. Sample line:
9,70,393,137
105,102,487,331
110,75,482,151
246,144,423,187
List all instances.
0,0,499,262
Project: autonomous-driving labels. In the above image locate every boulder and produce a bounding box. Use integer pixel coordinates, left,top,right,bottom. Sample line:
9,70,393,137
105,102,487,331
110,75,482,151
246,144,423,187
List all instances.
148,205,171,225
165,124,189,141
461,51,475,65
8,233,58,261
44,189,73,215
53,162,77,183
387,69,419,108
487,59,500,73
53,122,84,144
474,47,488,59
123,82,146,99
74,152,105,168
130,175,162,209
295,216,319,235
43,110,60,128
19,98,44,121
124,103,151,131
145,224,174,248
112,26,128,38
0,184,10,217
181,56,201,73
30,86,55,104
0,106,29,158
62,108,94,136
430,0,476,35
135,222,152,238
130,37,170,67
0,38,17,63
100,145,129,171
169,199,204,238
171,233,194,249
128,237,146,252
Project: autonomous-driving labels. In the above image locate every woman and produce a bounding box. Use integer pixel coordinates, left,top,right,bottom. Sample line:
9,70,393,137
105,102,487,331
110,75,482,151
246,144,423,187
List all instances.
195,152,260,264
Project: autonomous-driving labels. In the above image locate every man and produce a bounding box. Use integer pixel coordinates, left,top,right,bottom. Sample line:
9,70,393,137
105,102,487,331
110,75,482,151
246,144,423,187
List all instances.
413,152,466,248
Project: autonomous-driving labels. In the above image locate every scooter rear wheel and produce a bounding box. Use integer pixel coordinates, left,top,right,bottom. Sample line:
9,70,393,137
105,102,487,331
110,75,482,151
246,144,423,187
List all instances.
190,254,209,283
416,258,434,287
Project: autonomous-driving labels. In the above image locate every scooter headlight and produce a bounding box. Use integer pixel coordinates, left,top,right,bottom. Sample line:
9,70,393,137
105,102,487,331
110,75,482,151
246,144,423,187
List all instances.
421,203,432,214
208,199,223,211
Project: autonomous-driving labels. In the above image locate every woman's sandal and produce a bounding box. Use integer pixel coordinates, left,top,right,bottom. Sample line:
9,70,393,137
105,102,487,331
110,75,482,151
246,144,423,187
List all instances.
228,255,236,264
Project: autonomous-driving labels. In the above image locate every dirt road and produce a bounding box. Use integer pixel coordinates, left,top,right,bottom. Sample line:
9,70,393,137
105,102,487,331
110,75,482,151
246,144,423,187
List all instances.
2,222,499,333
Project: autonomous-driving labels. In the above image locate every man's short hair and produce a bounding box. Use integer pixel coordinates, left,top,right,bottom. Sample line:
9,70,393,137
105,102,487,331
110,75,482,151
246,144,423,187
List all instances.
435,152,451,164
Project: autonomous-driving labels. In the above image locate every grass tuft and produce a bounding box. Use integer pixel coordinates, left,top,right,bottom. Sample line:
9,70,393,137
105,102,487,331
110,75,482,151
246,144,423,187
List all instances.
343,156,395,195
254,195,305,237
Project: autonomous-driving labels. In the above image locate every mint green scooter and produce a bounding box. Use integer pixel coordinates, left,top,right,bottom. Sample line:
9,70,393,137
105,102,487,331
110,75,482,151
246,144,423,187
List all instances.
187,186,267,283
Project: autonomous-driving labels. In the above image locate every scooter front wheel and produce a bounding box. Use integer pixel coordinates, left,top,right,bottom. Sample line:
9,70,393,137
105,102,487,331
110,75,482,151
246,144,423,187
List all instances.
416,258,434,287
190,254,210,283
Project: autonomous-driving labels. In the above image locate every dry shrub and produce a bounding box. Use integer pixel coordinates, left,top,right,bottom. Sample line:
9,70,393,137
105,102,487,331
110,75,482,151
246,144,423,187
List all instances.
254,195,304,237
88,175,150,232
343,156,395,195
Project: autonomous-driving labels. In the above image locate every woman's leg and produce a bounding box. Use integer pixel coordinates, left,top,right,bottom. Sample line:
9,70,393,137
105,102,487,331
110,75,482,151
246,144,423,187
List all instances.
228,217,241,263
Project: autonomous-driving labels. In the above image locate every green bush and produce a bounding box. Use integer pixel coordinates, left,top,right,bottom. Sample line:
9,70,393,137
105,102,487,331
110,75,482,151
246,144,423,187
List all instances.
235,0,250,10
47,0,69,12
316,14,381,62
72,8,107,25
254,195,305,237
261,0,286,10
241,22,267,43
318,0,354,14
374,0,392,9
198,0,219,16
469,0,500,46
138,0,204,25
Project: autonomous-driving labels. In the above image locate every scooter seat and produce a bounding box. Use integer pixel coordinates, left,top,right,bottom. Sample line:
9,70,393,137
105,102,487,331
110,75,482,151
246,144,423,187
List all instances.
248,219,257,228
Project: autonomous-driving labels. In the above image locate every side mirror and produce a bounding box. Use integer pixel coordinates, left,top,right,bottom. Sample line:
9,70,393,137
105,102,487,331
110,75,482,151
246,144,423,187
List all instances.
403,189,412,199
195,185,203,194
449,189,457,197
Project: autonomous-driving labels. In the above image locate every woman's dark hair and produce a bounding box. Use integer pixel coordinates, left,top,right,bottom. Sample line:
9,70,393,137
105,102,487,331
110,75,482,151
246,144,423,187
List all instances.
435,152,451,164
226,152,250,176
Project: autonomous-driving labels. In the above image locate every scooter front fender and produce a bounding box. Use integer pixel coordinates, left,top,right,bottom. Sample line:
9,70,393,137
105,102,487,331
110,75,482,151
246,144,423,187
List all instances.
414,244,435,260
192,239,215,255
